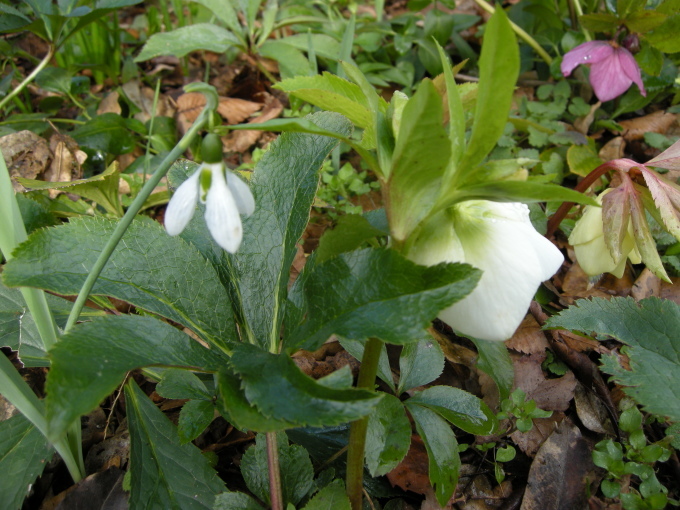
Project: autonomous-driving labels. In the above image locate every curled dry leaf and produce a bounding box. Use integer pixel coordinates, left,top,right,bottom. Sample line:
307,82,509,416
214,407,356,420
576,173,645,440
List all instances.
513,354,576,412
598,136,626,161
0,130,51,191
505,316,550,355
122,80,175,123
511,412,565,457
175,91,262,126
630,268,661,300
223,93,283,153
573,101,601,135
618,110,677,141
573,383,614,435
97,91,122,115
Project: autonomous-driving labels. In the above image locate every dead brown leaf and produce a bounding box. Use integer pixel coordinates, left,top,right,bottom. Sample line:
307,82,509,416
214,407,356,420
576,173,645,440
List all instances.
505,316,550,355
630,268,661,300
573,101,601,134
660,277,680,305
456,475,512,510
51,467,128,510
599,136,626,161
387,435,431,496
223,93,283,153
97,91,122,115
511,412,564,457
514,354,576,412
0,130,51,190
618,111,677,141
574,383,614,435
122,79,175,123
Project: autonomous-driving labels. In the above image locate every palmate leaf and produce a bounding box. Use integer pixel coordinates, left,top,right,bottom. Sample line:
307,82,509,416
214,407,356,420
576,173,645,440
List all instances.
2,216,235,350
546,297,680,421
125,379,225,509
46,314,227,440
285,248,481,352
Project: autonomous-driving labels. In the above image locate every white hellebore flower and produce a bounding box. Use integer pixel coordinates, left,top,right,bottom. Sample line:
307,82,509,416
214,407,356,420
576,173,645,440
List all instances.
409,201,564,342
164,161,255,253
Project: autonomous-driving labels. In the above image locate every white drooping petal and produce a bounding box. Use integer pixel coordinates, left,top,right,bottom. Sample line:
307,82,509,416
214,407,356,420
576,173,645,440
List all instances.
226,171,255,216
164,170,201,236
437,201,564,342
205,165,243,253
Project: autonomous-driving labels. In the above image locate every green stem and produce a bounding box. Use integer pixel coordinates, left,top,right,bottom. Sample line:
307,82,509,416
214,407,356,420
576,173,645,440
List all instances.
346,337,383,510
266,432,284,510
571,0,592,41
0,46,56,111
472,0,553,65
63,83,219,333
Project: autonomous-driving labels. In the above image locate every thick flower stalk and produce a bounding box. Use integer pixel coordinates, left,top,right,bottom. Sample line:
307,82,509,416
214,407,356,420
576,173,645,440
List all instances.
165,134,255,253
561,40,646,102
408,201,564,341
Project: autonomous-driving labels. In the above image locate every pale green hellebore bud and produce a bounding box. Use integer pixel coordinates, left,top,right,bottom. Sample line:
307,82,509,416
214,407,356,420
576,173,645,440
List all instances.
569,189,641,279
409,201,564,342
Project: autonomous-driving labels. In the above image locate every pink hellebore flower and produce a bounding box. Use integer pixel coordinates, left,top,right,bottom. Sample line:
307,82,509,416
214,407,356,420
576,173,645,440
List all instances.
561,41,646,102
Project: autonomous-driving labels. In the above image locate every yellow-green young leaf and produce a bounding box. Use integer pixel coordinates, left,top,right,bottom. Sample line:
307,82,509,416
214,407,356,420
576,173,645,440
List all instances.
229,343,383,428
546,297,680,421
365,394,411,476
125,380,225,509
645,14,680,53
46,315,227,440
0,414,53,510
3,216,235,350
285,248,480,352
566,143,603,177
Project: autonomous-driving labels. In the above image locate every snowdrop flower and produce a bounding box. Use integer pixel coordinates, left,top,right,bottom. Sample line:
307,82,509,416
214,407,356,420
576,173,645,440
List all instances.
561,40,646,102
408,201,564,342
165,137,254,253
569,189,641,278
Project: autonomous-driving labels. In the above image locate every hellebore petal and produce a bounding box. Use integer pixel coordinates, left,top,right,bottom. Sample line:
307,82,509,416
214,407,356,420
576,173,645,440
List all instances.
226,171,255,216
411,202,564,342
164,170,200,236
561,40,613,76
205,164,243,253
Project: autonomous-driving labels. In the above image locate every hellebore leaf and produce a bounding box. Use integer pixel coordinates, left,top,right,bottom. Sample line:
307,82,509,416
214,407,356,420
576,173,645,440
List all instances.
398,336,446,394
647,138,680,170
46,315,226,440
365,394,411,476
125,380,225,509
2,216,235,350
546,297,680,421
285,248,481,352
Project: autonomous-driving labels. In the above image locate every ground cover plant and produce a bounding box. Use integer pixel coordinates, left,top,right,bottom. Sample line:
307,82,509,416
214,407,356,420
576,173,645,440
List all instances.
1,0,680,509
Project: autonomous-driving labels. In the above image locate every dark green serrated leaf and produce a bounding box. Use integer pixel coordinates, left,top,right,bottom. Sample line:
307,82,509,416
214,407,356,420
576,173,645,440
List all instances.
546,297,680,421
286,248,480,351
302,479,351,510
241,432,314,507
230,343,382,428
214,491,264,510
0,414,53,510
125,380,225,509
366,394,411,476
470,337,513,401
3,216,235,349
339,337,394,392
46,315,226,440
156,369,212,401
407,386,496,435
229,112,352,350
315,214,385,264
406,404,460,507
178,400,215,444
398,336,445,394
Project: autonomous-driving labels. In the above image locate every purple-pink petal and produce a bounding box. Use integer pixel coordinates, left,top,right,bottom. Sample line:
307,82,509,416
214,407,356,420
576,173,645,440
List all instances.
589,50,634,102
616,46,646,97
561,41,613,76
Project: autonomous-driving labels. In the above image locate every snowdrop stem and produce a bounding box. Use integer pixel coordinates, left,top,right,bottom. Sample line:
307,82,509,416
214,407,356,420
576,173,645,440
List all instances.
64,83,220,334
546,161,618,237
346,337,383,510
472,0,553,65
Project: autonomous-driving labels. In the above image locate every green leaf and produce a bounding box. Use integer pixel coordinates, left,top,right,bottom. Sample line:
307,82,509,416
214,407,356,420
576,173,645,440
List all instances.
125,379,226,509
398,337,446,394
339,337,394,392
645,14,680,53
3,216,235,350
241,432,314,507
407,386,497,435
470,337,513,401
178,400,215,444
258,41,313,80
546,297,680,421
625,11,668,33
229,343,383,428
156,369,212,401
189,0,243,38
70,113,135,155
134,23,242,61
214,492,264,510
0,414,53,510
45,315,226,440
315,214,386,264
459,7,518,171
365,394,411,476
388,79,451,241
274,34,342,61
302,479,350,510
450,180,598,206
406,404,460,507
285,248,480,351
35,66,72,95
230,112,352,350
566,143,603,177
0,4,31,32
578,13,620,32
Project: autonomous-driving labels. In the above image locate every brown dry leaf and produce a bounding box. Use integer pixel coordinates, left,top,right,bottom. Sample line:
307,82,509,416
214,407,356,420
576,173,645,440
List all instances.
52,467,128,510
574,382,614,435
0,130,51,190
560,261,634,305
520,418,599,510
514,354,576,412
511,412,564,457
618,111,677,141
85,429,130,474
43,134,85,197
223,93,283,153
387,435,431,496
505,316,549,355
573,101,601,134
97,91,122,115
660,277,680,305
288,243,307,289
217,97,263,124
122,79,175,123
599,136,625,161
630,268,661,300
421,487,454,510
457,474,512,510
